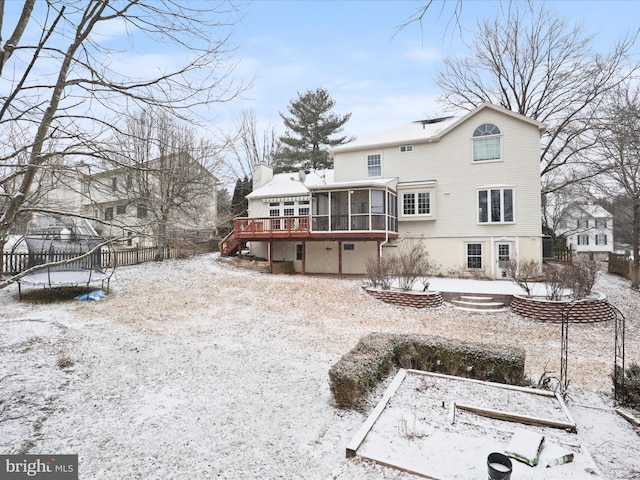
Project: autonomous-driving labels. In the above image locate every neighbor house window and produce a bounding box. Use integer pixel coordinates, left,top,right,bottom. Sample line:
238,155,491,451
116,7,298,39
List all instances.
577,218,589,228
127,231,133,247
595,219,607,228
402,192,430,216
473,123,501,161
467,243,483,269
126,175,133,189
137,205,147,218
596,234,607,245
283,208,295,216
400,145,413,152
112,177,118,191
269,209,279,217
478,188,514,223
116,204,126,215
104,207,114,221
577,234,589,245
367,154,381,177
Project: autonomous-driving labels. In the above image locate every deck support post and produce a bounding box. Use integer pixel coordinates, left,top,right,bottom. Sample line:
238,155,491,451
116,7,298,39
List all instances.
268,240,273,270
338,240,343,279
301,242,306,275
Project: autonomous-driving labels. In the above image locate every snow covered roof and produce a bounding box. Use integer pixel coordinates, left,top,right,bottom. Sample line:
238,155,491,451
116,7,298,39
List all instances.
247,169,397,200
332,103,546,153
333,117,458,152
572,204,612,218
247,169,335,200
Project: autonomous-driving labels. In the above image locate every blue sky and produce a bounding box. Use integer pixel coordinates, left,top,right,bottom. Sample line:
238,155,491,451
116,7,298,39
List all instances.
4,1,638,150
220,0,640,140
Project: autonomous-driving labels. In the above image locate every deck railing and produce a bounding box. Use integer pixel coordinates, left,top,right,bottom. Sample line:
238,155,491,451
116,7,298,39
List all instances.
234,216,311,238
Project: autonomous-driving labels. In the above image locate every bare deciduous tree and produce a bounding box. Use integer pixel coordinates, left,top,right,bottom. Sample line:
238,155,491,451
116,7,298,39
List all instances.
226,110,279,180
105,108,224,259
435,4,639,196
0,1,244,284
592,85,640,288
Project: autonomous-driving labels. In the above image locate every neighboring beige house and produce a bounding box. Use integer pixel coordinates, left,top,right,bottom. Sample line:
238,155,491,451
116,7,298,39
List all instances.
221,103,546,279
25,153,218,248
556,204,614,258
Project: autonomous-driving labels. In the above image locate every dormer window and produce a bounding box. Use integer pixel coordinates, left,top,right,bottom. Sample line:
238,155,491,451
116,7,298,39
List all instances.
473,123,501,162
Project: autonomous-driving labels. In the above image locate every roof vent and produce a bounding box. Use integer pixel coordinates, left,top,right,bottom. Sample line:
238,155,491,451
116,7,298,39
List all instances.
414,116,454,129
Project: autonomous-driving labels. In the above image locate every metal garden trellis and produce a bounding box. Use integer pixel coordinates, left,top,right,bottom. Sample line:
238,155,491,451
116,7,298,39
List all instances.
560,299,626,405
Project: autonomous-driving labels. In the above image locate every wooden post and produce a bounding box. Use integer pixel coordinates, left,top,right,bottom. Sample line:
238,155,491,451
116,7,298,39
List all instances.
338,240,343,279
268,240,273,269
301,242,306,275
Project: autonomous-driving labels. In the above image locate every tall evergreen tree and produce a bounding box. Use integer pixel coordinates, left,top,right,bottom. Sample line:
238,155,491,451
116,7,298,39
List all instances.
273,88,354,173
230,176,251,218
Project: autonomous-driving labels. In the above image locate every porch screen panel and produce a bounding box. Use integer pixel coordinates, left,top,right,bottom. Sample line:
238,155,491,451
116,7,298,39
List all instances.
350,189,370,230
312,192,329,231
371,189,385,230
331,191,349,231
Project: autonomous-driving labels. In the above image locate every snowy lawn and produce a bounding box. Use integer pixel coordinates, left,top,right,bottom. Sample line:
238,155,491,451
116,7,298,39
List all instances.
1,254,639,479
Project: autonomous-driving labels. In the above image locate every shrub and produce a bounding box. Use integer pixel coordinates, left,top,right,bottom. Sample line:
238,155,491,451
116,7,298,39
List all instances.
504,259,541,297
366,242,439,291
566,257,600,299
329,333,526,409
612,362,640,408
365,255,393,290
541,257,600,300
542,262,567,300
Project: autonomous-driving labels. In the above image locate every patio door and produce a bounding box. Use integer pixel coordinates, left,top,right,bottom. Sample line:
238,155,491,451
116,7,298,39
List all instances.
496,242,512,279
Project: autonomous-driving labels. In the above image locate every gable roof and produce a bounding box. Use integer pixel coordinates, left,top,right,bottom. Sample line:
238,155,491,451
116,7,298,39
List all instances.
332,103,546,153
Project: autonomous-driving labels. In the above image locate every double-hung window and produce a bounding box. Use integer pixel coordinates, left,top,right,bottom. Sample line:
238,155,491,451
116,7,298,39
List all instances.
467,243,483,269
472,123,501,162
577,234,589,246
478,188,514,223
367,154,381,177
595,234,607,246
402,192,430,216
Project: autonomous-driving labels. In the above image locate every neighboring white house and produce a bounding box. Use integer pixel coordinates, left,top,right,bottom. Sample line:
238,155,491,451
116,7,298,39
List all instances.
556,204,614,257
221,103,546,279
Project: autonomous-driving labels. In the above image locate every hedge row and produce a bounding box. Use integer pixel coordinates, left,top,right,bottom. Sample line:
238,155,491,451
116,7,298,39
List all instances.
329,333,526,409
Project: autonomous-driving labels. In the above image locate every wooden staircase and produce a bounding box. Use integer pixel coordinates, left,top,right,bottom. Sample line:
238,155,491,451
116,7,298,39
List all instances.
450,295,507,313
219,230,241,257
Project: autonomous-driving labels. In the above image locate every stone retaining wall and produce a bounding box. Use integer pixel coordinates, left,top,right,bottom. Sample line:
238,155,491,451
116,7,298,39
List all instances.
510,293,614,323
363,287,444,308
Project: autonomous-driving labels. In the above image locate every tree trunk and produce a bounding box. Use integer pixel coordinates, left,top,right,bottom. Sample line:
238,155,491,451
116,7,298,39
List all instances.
155,217,167,261
632,200,640,289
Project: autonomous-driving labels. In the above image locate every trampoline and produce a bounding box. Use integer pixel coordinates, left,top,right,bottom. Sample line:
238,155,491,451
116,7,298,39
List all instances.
11,223,115,301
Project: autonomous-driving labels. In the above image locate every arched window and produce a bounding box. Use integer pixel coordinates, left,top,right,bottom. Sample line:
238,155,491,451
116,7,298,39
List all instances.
472,123,501,161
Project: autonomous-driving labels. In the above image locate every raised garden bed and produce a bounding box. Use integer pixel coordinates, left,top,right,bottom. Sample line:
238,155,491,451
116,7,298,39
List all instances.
362,286,443,308
510,292,614,323
329,332,526,409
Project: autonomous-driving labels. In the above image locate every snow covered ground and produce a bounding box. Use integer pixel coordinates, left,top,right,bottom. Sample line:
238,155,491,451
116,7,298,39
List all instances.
0,254,638,479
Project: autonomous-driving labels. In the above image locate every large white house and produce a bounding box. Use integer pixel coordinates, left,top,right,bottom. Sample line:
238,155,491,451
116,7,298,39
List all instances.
221,103,546,279
555,204,614,257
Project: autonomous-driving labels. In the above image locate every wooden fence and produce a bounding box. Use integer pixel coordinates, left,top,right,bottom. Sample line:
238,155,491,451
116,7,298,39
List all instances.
2,245,176,274
609,252,632,280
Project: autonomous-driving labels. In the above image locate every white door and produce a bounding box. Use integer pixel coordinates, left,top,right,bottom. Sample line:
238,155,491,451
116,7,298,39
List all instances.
496,242,512,279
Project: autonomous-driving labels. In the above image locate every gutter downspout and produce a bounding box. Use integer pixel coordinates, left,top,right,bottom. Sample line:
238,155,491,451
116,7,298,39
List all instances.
379,186,391,259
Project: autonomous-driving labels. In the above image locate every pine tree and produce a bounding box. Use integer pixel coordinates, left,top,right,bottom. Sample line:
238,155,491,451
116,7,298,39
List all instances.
273,88,354,173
